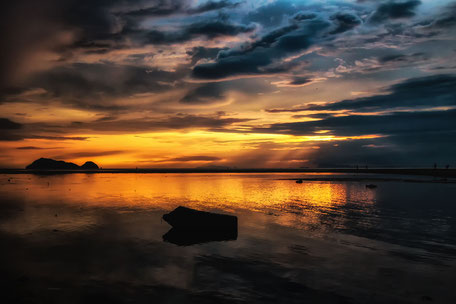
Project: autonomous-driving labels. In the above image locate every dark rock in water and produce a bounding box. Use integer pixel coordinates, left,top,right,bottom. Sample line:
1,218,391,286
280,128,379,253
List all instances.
80,161,99,170
163,227,237,246
25,158,99,170
163,206,238,231
366,184,377,189
296,179,303,184
26,158,80,170
162,207,238,246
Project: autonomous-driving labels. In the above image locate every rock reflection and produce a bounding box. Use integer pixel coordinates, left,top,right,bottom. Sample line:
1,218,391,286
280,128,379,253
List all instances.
163,228,237,246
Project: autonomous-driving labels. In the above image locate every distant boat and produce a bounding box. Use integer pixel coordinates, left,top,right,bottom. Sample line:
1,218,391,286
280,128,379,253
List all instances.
296,179,303,184
366,184,377,189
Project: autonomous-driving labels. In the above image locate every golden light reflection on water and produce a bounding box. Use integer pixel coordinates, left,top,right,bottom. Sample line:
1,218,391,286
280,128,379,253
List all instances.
0,173,376,234
1,173,374,207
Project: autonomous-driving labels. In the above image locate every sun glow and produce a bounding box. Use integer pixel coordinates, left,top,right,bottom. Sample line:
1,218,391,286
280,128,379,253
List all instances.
1,129,386,168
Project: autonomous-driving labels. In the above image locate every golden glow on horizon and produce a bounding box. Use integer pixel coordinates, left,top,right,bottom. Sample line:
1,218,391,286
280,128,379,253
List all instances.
0,129,386,168
0,76,387,169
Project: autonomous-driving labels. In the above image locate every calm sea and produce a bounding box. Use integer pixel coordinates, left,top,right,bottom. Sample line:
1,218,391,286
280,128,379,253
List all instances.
1,173,455,303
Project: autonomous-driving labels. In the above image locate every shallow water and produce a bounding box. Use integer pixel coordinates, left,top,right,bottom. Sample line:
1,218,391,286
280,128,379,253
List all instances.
1,173,455,303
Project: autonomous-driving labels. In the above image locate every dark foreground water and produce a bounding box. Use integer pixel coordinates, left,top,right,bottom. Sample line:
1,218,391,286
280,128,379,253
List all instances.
1,173,455,304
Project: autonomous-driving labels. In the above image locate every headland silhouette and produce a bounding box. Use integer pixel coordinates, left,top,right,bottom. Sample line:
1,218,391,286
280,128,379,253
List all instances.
25,158,99,170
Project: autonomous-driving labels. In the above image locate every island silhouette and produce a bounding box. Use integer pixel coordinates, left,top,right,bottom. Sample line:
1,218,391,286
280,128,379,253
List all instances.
26,158,99,170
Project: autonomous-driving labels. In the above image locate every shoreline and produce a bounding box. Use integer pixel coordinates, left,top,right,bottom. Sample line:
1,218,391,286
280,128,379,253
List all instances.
0,168,455,178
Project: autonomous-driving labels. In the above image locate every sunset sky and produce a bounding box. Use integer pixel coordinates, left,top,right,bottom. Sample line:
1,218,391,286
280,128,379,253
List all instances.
1,0,456,168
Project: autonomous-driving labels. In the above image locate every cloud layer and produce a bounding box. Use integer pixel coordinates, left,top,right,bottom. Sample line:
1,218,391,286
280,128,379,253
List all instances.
1,0,456,167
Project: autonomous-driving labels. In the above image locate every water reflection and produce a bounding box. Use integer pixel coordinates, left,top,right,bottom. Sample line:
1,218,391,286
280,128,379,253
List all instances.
0,173,377,237
0,173,373,211
163,228,238,246
1,173,456,303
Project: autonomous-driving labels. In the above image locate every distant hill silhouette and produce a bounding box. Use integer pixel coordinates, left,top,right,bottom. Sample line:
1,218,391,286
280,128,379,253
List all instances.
26,158,99,170
80,161,99,170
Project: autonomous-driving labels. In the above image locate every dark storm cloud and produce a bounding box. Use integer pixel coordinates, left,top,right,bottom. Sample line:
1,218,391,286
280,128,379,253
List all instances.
86,2,252,49
181,78,275,104
329,13,362,34
292,113,334,119
0,118,22,130
1,0,439,105
244,24,300,51
305,130,456,167
0,0,247,90
6,63,184,110
25,135,90,141
0,118,24,141
250,108,456,167
0,119,91,142
123,0,240,17
302,74,456,112
42,114,254,133
0,134,24,142
369,0,422,23
120,114,252,130
418,2,456,29
433,3,456,28
269,76,316,87
288,77,313,86
191,5,366,80
94,115,119,122
184,19,254,38
65,0,243,46
121,0,189,17
144,20,255,44
187,47,227,65
0,0,447,95
16,146,60,150
1,0,159,61
265,76,456,141
192,18,331,79
265,105,310,113
0,0,62,89
189,0,242,14
180,83,225,104
0,116,94,141
259,109,456,137
292,12,318,22
378,52,426,63
0,0,130,90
